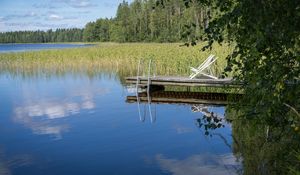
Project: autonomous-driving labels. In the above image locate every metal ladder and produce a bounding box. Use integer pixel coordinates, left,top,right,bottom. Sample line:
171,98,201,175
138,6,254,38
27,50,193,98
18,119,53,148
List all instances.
136,59,156,123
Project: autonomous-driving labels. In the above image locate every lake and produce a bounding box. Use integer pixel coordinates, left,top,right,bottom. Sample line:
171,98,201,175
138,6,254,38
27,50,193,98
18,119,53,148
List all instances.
0,72,242,175
0,43,299,175
0,43,93,53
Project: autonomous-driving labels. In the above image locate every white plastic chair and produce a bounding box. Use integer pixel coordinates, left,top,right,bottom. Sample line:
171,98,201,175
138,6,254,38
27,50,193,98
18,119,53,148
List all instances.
189,54,218,79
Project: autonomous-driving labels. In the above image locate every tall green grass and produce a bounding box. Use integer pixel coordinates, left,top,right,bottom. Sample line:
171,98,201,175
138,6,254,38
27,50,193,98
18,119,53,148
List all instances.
0,42,233,78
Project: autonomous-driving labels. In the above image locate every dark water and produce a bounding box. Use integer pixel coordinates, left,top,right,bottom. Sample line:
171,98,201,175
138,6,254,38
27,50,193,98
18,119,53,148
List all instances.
0,73,241,175
0,43,93,53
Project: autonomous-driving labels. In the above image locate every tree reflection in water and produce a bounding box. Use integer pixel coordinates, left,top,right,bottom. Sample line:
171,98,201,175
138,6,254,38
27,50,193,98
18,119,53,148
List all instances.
228,109,300,175
192,105,225,136
127,90,300,174
193,105,300,174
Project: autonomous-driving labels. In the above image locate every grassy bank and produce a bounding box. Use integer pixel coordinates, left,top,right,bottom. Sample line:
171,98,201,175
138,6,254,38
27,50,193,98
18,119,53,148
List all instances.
0,42,233,78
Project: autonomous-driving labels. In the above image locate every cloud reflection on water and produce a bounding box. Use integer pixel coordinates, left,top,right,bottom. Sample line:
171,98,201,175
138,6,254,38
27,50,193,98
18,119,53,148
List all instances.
0,151,33,175
15,102,80,120
156,153,242,175
13,86,110,139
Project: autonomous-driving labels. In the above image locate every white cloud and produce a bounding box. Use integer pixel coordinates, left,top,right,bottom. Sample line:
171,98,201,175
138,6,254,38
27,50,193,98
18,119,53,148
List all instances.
1,12,39,22
25,12,37,17
77,1,90,7
2,22,76,31
0,22,5,32
32,3,57,9
48,14,63,21
55,0,96,8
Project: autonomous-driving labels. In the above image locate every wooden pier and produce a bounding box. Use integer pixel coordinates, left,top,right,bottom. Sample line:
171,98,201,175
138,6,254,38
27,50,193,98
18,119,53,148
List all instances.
126,76,242,88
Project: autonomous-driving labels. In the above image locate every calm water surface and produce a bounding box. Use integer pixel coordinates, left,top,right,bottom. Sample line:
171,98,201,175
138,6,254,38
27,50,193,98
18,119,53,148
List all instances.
0,43,93,53
0,73,241,175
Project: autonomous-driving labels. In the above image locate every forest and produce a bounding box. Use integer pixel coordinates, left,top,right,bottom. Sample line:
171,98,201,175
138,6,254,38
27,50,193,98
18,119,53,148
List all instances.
0,28,84,43
83,0,210,42
0,0,209,43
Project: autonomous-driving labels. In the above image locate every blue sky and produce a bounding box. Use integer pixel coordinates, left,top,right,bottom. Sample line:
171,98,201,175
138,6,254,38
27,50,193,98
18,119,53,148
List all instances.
0,0,132,32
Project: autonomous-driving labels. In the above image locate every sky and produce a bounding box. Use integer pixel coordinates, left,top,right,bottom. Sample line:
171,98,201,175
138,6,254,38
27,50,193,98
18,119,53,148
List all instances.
0,0,132,32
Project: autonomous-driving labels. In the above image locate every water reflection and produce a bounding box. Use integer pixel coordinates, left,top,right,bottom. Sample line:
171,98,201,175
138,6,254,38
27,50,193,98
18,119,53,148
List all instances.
127,90,230,132
126,89,242,174
11,77,110,139
230,110,300,175
0,151,33,175
193,105,226,136
127,89,234,139
156,153,242,175
173,124,194,134
0,73,242,175
127,90,233,106
13,100,96,138
15,102,81,120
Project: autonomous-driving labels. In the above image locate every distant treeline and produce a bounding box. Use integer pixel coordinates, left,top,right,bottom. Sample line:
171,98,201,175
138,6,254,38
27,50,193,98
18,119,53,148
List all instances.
0,0,211,43
0,29,84,43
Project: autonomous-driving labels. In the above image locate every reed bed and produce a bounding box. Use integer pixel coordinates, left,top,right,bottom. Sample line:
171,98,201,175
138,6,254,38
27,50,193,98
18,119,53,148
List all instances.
0,42,233,79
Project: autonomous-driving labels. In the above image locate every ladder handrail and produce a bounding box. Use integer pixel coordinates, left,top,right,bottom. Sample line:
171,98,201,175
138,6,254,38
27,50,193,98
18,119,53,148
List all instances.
136,59,144,122
147,59,154,123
